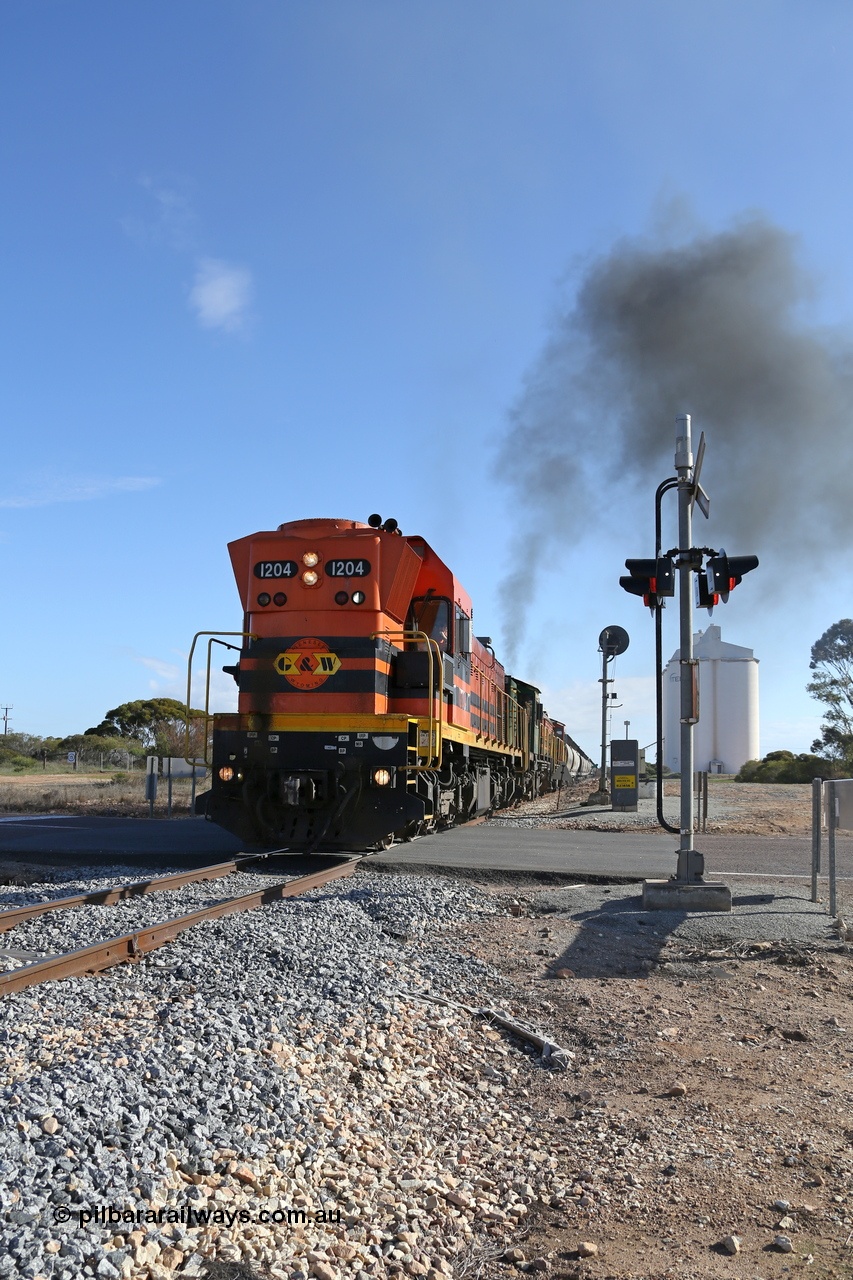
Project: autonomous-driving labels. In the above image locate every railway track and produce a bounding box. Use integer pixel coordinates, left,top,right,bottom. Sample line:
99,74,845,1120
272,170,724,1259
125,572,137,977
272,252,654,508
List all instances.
0,854,361,997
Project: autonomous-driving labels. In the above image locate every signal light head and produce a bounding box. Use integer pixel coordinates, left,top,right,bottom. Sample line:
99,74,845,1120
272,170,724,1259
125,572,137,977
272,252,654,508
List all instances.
654,555,675,598
695,574,719,615
706,550,759,603
620,558,661,611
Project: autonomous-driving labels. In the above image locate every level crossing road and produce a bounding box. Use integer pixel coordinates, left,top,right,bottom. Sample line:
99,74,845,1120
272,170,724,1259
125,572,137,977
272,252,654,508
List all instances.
0,815,848,882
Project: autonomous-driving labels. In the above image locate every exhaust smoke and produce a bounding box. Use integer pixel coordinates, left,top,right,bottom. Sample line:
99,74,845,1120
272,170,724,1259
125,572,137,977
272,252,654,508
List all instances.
497,215,853,657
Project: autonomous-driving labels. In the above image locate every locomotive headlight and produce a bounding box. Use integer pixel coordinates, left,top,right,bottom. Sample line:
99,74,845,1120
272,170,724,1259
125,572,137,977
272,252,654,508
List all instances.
372,767,393,787
302,570,319,586
302,551,320,567
218,766,234,782
351,590,366,605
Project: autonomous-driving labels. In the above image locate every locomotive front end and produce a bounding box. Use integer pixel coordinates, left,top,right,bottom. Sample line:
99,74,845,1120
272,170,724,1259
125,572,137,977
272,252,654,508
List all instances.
199,513,587,851
207,517,430,849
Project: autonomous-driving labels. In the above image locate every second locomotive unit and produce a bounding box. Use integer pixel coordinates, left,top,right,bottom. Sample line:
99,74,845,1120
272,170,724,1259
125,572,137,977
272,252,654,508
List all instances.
197,515,591,850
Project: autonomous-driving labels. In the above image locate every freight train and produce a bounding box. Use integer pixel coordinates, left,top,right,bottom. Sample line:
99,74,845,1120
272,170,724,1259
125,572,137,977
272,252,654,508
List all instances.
193,515,593,850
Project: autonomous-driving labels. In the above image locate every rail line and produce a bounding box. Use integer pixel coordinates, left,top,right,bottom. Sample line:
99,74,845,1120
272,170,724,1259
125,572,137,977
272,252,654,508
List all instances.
0,851,282,933
0,857,360,997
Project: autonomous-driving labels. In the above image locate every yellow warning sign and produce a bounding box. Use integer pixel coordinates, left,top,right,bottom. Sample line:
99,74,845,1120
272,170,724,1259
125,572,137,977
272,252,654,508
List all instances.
274,637,341,689
614,775,636,789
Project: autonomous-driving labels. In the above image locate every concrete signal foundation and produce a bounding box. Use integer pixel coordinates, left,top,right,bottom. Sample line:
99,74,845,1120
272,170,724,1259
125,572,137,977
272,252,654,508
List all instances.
642,879,732,912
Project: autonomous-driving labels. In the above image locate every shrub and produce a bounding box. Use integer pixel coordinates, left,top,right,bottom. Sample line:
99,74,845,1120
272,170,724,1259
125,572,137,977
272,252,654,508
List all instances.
0,753,40,773
736,752,829,783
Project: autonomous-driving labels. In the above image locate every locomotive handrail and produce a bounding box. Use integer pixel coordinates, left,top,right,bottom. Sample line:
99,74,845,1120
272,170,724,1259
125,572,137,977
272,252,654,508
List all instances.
471,659,530,770
185,631,258,768
371,628,443,769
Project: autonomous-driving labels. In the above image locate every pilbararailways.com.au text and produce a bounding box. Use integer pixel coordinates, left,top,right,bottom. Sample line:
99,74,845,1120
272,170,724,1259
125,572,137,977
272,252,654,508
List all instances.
54,1205,343,1229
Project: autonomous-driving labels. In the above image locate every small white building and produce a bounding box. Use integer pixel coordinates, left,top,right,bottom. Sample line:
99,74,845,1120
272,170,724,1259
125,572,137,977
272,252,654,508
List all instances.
662,624,759,775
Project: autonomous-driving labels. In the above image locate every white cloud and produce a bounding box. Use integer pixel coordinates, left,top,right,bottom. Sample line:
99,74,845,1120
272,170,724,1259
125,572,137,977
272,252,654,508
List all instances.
0,475,160,509
122,176,198,252
132,651,238,713
189,258,252,333
123,180,254,335
138,656,182,682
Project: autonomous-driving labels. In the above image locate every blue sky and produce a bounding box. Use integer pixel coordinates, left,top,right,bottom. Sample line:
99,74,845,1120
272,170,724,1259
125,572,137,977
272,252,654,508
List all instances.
2,0,852,760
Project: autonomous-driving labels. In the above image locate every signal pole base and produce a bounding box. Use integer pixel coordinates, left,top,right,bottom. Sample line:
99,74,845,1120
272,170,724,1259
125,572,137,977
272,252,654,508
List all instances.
642,879,732,912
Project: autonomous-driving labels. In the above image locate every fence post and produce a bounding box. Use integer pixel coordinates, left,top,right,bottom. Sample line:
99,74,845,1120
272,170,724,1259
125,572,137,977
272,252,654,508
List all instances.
145,756,158,818
828,779,838,919
811,777,822,903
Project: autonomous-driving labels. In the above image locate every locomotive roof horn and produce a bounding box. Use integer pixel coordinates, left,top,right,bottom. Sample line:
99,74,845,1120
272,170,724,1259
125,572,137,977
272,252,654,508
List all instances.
367,513,401,534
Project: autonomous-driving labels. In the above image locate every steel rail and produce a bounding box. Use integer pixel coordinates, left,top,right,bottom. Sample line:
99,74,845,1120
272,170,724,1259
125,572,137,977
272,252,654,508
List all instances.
0,858,360,997
0,851,290,934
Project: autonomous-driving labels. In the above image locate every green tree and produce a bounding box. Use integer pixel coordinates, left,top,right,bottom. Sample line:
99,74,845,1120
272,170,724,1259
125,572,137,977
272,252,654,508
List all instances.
807,620,853,771
85,699,206,758
86,699,190,745
60,733,145,768
0,731,65,769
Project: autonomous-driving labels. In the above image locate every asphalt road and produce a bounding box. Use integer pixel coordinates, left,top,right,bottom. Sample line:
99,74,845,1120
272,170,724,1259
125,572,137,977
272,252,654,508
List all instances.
375,826,853,882
0,815,849,883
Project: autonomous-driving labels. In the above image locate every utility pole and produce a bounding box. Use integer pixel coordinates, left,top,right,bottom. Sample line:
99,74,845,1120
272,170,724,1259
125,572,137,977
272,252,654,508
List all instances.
1,705,12,735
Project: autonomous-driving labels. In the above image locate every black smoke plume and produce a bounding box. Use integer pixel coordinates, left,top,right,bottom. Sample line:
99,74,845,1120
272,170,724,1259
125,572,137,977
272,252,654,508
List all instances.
497,215,853,658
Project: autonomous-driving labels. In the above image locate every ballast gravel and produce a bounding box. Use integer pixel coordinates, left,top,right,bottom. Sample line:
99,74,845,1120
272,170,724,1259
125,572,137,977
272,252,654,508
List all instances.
2,861,850,1280
0,865,538,1280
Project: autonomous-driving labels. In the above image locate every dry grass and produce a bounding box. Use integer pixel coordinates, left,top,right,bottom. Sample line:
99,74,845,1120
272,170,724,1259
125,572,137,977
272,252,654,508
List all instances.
0,772,206,817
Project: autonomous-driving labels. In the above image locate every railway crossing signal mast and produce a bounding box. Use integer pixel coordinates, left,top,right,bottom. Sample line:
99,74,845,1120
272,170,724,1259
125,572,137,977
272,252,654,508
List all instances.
588,625,630,805
620,415,758,912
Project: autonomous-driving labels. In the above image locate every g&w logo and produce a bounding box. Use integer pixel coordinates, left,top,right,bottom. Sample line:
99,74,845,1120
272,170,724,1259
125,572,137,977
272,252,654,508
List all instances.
274,638,342,689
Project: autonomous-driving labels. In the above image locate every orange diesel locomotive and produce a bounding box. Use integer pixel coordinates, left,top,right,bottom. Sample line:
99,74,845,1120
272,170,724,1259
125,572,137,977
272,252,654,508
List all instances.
194,515,591,850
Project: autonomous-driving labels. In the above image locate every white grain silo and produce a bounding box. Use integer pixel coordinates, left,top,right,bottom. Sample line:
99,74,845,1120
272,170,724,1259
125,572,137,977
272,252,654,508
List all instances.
662,624,759,775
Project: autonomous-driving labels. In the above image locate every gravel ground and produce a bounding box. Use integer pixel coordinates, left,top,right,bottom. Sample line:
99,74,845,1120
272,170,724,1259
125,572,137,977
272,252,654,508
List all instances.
0,867,520,1280
0,868,300,971
492,781,815,836
1,841,852,1280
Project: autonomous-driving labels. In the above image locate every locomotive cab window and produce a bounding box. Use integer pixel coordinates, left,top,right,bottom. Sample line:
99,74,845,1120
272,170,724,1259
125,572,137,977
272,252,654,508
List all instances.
409,596,451,653
455,607,471,655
